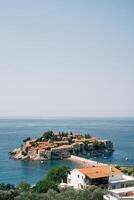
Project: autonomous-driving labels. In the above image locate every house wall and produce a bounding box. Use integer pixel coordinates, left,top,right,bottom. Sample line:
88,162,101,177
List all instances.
109,173,125,189
109,173,134,190
45,151,51,159
109,173,123,182
67,169,86,189
109,182,125,190
37,150,46,158
28,150,38,157
103,194,118,200
67,169,127,190
104,191,134,200
109,174,134,190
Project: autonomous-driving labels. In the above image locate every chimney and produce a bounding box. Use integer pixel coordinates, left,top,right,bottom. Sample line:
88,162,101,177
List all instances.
109,166,112,172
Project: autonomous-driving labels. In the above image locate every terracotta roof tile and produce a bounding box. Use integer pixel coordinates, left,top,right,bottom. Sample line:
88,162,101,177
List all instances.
78,165,121,179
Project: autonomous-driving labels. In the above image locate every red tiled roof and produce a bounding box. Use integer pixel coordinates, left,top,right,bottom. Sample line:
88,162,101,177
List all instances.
78,165,121,179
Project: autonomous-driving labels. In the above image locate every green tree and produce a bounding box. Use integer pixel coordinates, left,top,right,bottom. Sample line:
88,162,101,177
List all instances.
23,137,31,143
41,131,54,141
85,134,91,139
57,187,78,200
17,181,31,192
84,142,90,151
31,142,38,147
93,141,103,150
35,180,57,193
35,166,70,193
14,192,43,200
0,184,15,191
91,187,106,200
68,138,74,144
0,190,15,200
46,166,70,183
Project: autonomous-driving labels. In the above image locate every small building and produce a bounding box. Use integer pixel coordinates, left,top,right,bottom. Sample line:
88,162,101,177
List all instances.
51,145,72,159
28,147,38,158
104,187,134,200
53,141,69,147
67,165,134,190
101,139,113,150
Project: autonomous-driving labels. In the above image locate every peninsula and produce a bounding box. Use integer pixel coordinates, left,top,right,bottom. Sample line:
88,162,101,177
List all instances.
10,131,114,161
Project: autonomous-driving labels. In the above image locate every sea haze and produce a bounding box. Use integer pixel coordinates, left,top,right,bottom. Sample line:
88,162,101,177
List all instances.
0,117,134,185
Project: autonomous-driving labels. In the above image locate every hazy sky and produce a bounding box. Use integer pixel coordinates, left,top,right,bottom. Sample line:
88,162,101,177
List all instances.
0,0,134,117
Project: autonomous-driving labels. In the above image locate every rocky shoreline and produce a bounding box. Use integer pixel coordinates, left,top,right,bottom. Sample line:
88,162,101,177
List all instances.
9,131,114,161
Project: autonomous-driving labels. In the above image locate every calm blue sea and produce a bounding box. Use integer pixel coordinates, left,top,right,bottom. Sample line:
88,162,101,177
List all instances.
0,117,134,185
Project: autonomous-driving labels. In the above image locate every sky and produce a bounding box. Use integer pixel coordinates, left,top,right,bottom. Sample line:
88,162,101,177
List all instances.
0,0,134,117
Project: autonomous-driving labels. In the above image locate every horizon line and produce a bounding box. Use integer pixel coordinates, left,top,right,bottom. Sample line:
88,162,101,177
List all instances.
0,115,134,119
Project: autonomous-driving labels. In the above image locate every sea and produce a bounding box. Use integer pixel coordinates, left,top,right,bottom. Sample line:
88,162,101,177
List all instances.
0,117,134,185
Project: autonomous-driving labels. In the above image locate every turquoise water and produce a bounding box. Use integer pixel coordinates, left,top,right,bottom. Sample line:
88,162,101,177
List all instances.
0,117,134,185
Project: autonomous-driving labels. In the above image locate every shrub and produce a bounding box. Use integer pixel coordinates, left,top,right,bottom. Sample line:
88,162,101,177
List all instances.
17,181,31,192
34,166,70,193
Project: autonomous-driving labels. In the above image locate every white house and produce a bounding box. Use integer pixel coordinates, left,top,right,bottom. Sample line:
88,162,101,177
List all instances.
67,165,134,190
103,187,134,200
67,168,86,189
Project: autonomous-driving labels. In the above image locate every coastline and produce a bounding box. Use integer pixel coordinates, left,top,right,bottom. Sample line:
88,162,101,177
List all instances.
10,131,113,161
66,155,107,167
1,118,134,185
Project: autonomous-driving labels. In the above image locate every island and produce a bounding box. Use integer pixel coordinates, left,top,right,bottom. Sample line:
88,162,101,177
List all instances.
9,131,114,161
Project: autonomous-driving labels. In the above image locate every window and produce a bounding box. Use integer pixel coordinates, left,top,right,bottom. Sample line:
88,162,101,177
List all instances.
67,178,71,184
82,176,83,179
77,174,79,178
112,185,116,189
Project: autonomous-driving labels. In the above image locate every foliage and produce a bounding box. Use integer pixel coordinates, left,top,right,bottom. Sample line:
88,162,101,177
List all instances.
41,131,54,141
0,184,106,200
23,137,31,143
21,151,28,156
0,186,18,200
93,141,104,150
46,166,69,183
0,166,107,200
14,190,59,200
85,134,91,139
16,181,31,192
68,138,74,144
31,142,38,147
35,179,58,193
13,186,106,200
0,184,15,191
14,191,44,200
34,166,70,193
0,190,14,200
116,166,134,177
61,132,69,137
84,142,91,151
69,149,74,154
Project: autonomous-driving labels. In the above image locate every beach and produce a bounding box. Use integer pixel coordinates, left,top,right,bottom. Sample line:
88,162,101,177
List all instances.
67,155,107,167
